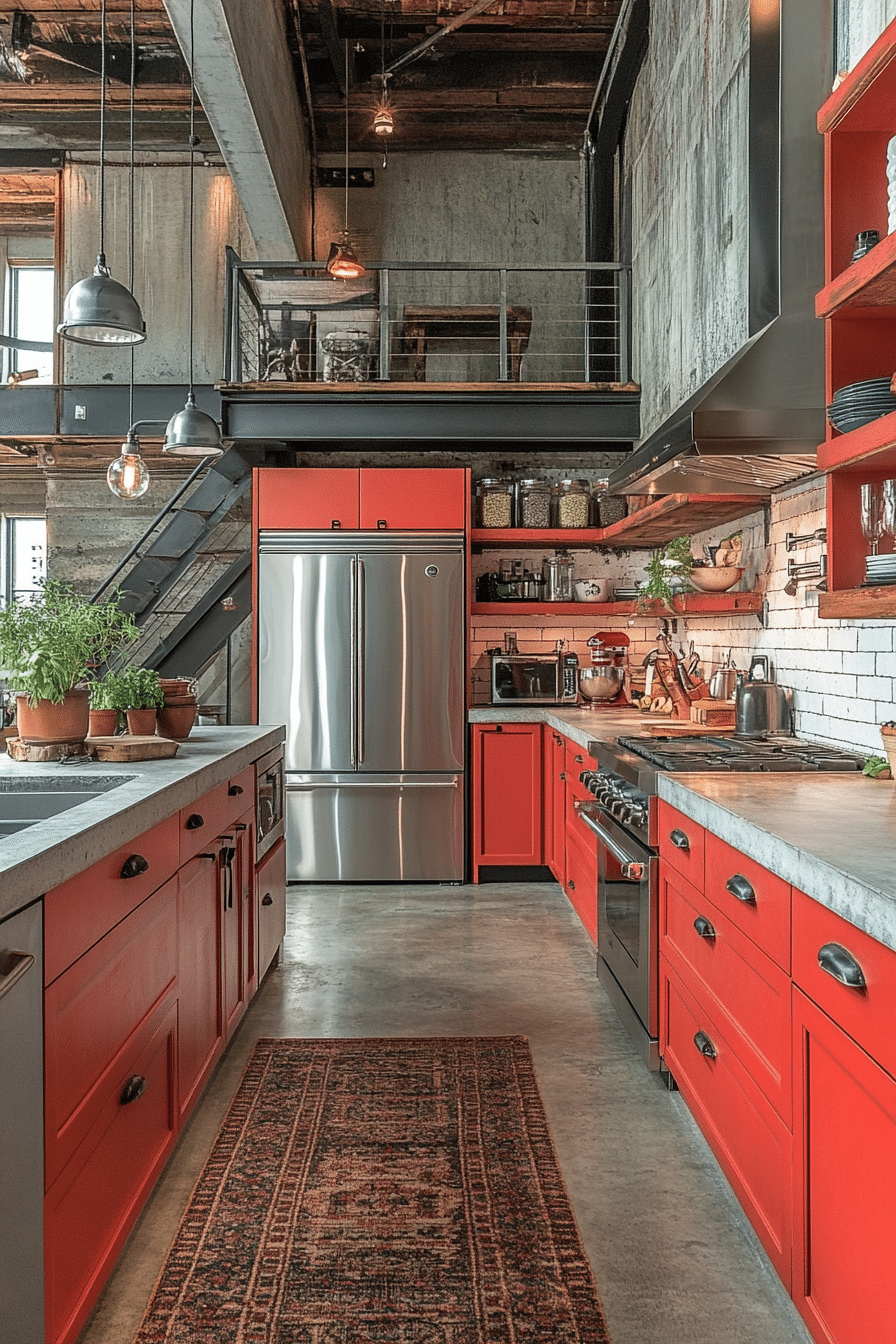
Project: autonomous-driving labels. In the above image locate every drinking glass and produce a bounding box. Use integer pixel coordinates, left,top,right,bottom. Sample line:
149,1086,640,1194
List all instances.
882,479,896,543
860,483,885,555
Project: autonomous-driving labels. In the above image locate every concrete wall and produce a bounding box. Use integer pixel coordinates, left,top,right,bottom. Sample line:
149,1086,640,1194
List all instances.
625,0,750,438
61,156,256,386
314,151,587,383
840,0,896,67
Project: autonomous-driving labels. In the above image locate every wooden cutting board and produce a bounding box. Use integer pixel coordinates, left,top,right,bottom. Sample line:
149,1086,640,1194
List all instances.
6,737,91,762
645,721,736,737
87,735,179,761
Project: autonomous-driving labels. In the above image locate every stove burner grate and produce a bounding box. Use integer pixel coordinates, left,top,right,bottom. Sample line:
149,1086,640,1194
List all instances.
615,734,865,773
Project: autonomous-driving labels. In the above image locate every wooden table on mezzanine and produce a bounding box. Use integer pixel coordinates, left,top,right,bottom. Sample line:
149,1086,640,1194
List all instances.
401,304,533,382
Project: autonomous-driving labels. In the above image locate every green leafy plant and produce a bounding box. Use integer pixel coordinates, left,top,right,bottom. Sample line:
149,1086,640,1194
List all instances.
862,755,891,778
93,666,164,712
637,536,694,611
0,581,138,707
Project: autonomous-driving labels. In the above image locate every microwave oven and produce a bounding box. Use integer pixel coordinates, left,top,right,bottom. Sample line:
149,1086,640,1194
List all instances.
490,653,578,705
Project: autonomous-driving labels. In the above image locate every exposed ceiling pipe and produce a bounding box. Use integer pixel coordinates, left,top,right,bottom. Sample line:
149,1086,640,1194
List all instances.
383,0,499,77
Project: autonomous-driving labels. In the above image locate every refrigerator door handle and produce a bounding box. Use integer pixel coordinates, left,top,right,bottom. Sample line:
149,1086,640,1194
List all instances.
286,779,460,789
357,557,366,764
349,556,357,767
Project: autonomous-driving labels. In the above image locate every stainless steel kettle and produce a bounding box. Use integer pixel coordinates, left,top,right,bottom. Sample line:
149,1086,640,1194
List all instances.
734,655,793,737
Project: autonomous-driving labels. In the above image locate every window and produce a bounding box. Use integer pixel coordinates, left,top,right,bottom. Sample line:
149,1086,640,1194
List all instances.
0,516,46,606
3,262,55,385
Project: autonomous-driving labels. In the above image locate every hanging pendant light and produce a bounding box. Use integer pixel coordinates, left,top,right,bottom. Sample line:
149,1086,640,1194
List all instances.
108,0,151,499
373,15,394,139
163,0,223,457
326,40,365,279
58,0,145,345
108,429,150,499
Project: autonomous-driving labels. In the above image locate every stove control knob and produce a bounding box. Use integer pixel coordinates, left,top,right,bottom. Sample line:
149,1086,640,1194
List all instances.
628,803,648,828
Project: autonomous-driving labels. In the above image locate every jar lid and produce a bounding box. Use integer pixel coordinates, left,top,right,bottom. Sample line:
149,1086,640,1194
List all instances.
552,478,590,490
476,477,512,487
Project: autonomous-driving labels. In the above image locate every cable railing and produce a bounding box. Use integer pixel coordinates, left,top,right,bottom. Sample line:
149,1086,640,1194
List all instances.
223,251,632,388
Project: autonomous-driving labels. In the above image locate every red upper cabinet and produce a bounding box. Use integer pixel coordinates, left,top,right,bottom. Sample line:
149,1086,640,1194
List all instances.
254,467,468,532
255,468,360,530
359,468,468,530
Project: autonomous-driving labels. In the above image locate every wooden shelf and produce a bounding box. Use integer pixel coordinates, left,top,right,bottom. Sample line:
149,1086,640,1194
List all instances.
818,585,896,620
817,409,896,473
471,494,762,552
471,593,763,618
817,230,896,317
818,16,896,134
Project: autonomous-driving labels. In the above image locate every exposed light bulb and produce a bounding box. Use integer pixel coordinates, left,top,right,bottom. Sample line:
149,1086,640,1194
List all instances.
107,433,150,498
374,105,394,135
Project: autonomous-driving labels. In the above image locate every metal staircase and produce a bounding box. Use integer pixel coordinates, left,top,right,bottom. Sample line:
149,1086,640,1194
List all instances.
91,447,253,681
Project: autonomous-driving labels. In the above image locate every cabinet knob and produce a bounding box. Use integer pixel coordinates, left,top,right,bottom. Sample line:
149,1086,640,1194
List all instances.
725,873,756,905
559,771,566,781
120,854,149,880
694,915,716,940
331,520,341,528
120,1075,147,1106
575,754,583,764
669,828,690,851
185,813,205,830
818,942,867,991
377,519,387,529
693,1030,717,1060
262,893,273,907
228,784,244,796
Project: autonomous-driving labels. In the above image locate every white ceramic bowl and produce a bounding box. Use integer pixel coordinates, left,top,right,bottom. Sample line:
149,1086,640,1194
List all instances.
573,580,613,602
689,565,744,592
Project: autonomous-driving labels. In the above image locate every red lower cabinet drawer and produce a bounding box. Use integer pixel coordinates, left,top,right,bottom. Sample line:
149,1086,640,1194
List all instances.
704,832,791,972
563,822,597,944
44,997,178,1344
257,836,287,980
657,799,705,889
661,866,792,1125
661,961,792,1288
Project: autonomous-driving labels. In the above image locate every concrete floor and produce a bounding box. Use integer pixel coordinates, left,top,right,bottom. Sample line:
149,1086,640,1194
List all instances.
80,882,813,1344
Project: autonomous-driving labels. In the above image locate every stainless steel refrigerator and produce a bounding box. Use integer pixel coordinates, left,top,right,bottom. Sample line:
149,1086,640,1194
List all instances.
257,531,465,882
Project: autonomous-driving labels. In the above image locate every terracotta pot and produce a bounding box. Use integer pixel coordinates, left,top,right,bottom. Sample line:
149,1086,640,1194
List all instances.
157,703,197,741
88,708,119,738
159,678,197,697
16,688,90,746
126,707,158,736
161,693,198,707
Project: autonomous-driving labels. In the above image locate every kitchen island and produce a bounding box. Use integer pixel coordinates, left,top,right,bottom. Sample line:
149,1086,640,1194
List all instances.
0,726,285,1344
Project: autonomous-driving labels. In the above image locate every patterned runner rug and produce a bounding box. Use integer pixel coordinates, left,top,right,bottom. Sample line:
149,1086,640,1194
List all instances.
134,1036,611,1343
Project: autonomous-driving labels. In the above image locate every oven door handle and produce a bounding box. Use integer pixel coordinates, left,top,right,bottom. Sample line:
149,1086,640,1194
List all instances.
577,808,644,869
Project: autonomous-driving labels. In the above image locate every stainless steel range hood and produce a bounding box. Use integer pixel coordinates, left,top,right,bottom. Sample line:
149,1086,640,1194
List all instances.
608,0,832,498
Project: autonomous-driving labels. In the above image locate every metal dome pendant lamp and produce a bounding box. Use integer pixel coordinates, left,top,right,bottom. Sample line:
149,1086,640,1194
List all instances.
326,40,366,280
58,0,146,346
163,0,223,457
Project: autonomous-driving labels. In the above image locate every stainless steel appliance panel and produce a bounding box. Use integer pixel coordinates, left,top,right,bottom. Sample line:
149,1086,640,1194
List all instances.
258,550,355,773
0,900,44,1344
285,773,463,882
358,547,464,773
255,744,285,862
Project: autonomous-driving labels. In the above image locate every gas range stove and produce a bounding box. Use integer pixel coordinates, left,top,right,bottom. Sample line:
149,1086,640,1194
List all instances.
578,733,866,849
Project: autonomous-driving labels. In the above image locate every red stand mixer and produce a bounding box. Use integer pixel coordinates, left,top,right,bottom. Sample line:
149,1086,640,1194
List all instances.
578,632,630,707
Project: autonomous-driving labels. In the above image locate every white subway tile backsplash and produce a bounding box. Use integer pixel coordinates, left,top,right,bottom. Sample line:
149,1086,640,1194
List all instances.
856,676,895,700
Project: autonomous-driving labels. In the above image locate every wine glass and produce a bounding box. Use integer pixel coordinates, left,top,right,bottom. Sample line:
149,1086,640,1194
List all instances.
861,483,884,555
882,479,896,545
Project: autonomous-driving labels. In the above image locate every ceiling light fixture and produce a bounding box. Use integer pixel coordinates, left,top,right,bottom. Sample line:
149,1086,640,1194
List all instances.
108,0,150,500
57,0,146,346
162,0,223,456
327,40,366,280
373,10,394,144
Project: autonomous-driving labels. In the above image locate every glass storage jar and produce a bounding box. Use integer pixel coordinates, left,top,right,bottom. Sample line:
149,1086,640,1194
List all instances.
474,478,514,529
517,478,552,529
551,479,592,528
592,478,626,527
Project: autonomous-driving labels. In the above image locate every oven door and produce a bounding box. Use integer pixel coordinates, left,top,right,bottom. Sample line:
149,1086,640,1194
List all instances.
579,806,659,1066
255,746,285,862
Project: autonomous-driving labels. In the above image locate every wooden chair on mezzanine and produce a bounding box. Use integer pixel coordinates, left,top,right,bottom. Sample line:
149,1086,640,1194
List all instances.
400,303,533,382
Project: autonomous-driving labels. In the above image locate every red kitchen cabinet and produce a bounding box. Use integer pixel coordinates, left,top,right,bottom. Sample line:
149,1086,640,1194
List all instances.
254,466,468,532
792,987,896,1344
257,836,287,980
221,811,256,1041
176,849,223,1125
471,723,543,878
255,467,360,530
359,467,468,530
547,729,567,885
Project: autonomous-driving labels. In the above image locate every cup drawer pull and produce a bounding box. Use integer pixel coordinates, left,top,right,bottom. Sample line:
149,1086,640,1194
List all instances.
120,1075,147,1106
694,916,716,940
669,829,690,851
120,854,149,880
693,1030,717,1060
818,942,866,991
725,873,756,905
185,813,205,830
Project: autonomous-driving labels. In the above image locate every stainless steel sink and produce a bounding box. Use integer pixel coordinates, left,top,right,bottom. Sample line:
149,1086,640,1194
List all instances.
0,776,135,833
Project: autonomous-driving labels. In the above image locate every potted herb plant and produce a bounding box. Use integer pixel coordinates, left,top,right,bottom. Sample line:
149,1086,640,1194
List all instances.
96,666,165,736
637,536,694,612
0,581,138,745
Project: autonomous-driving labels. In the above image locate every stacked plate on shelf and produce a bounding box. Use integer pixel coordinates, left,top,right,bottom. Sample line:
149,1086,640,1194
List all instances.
613,586,641,600
864,554,896,586
827,377,896,433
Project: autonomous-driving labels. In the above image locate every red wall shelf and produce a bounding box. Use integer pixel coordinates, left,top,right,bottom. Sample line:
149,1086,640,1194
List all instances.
471,593,763,618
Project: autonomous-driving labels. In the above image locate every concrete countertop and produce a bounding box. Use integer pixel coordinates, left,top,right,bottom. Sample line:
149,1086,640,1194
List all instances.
659,773,896,953
0,725,284,923
468,704,648,753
